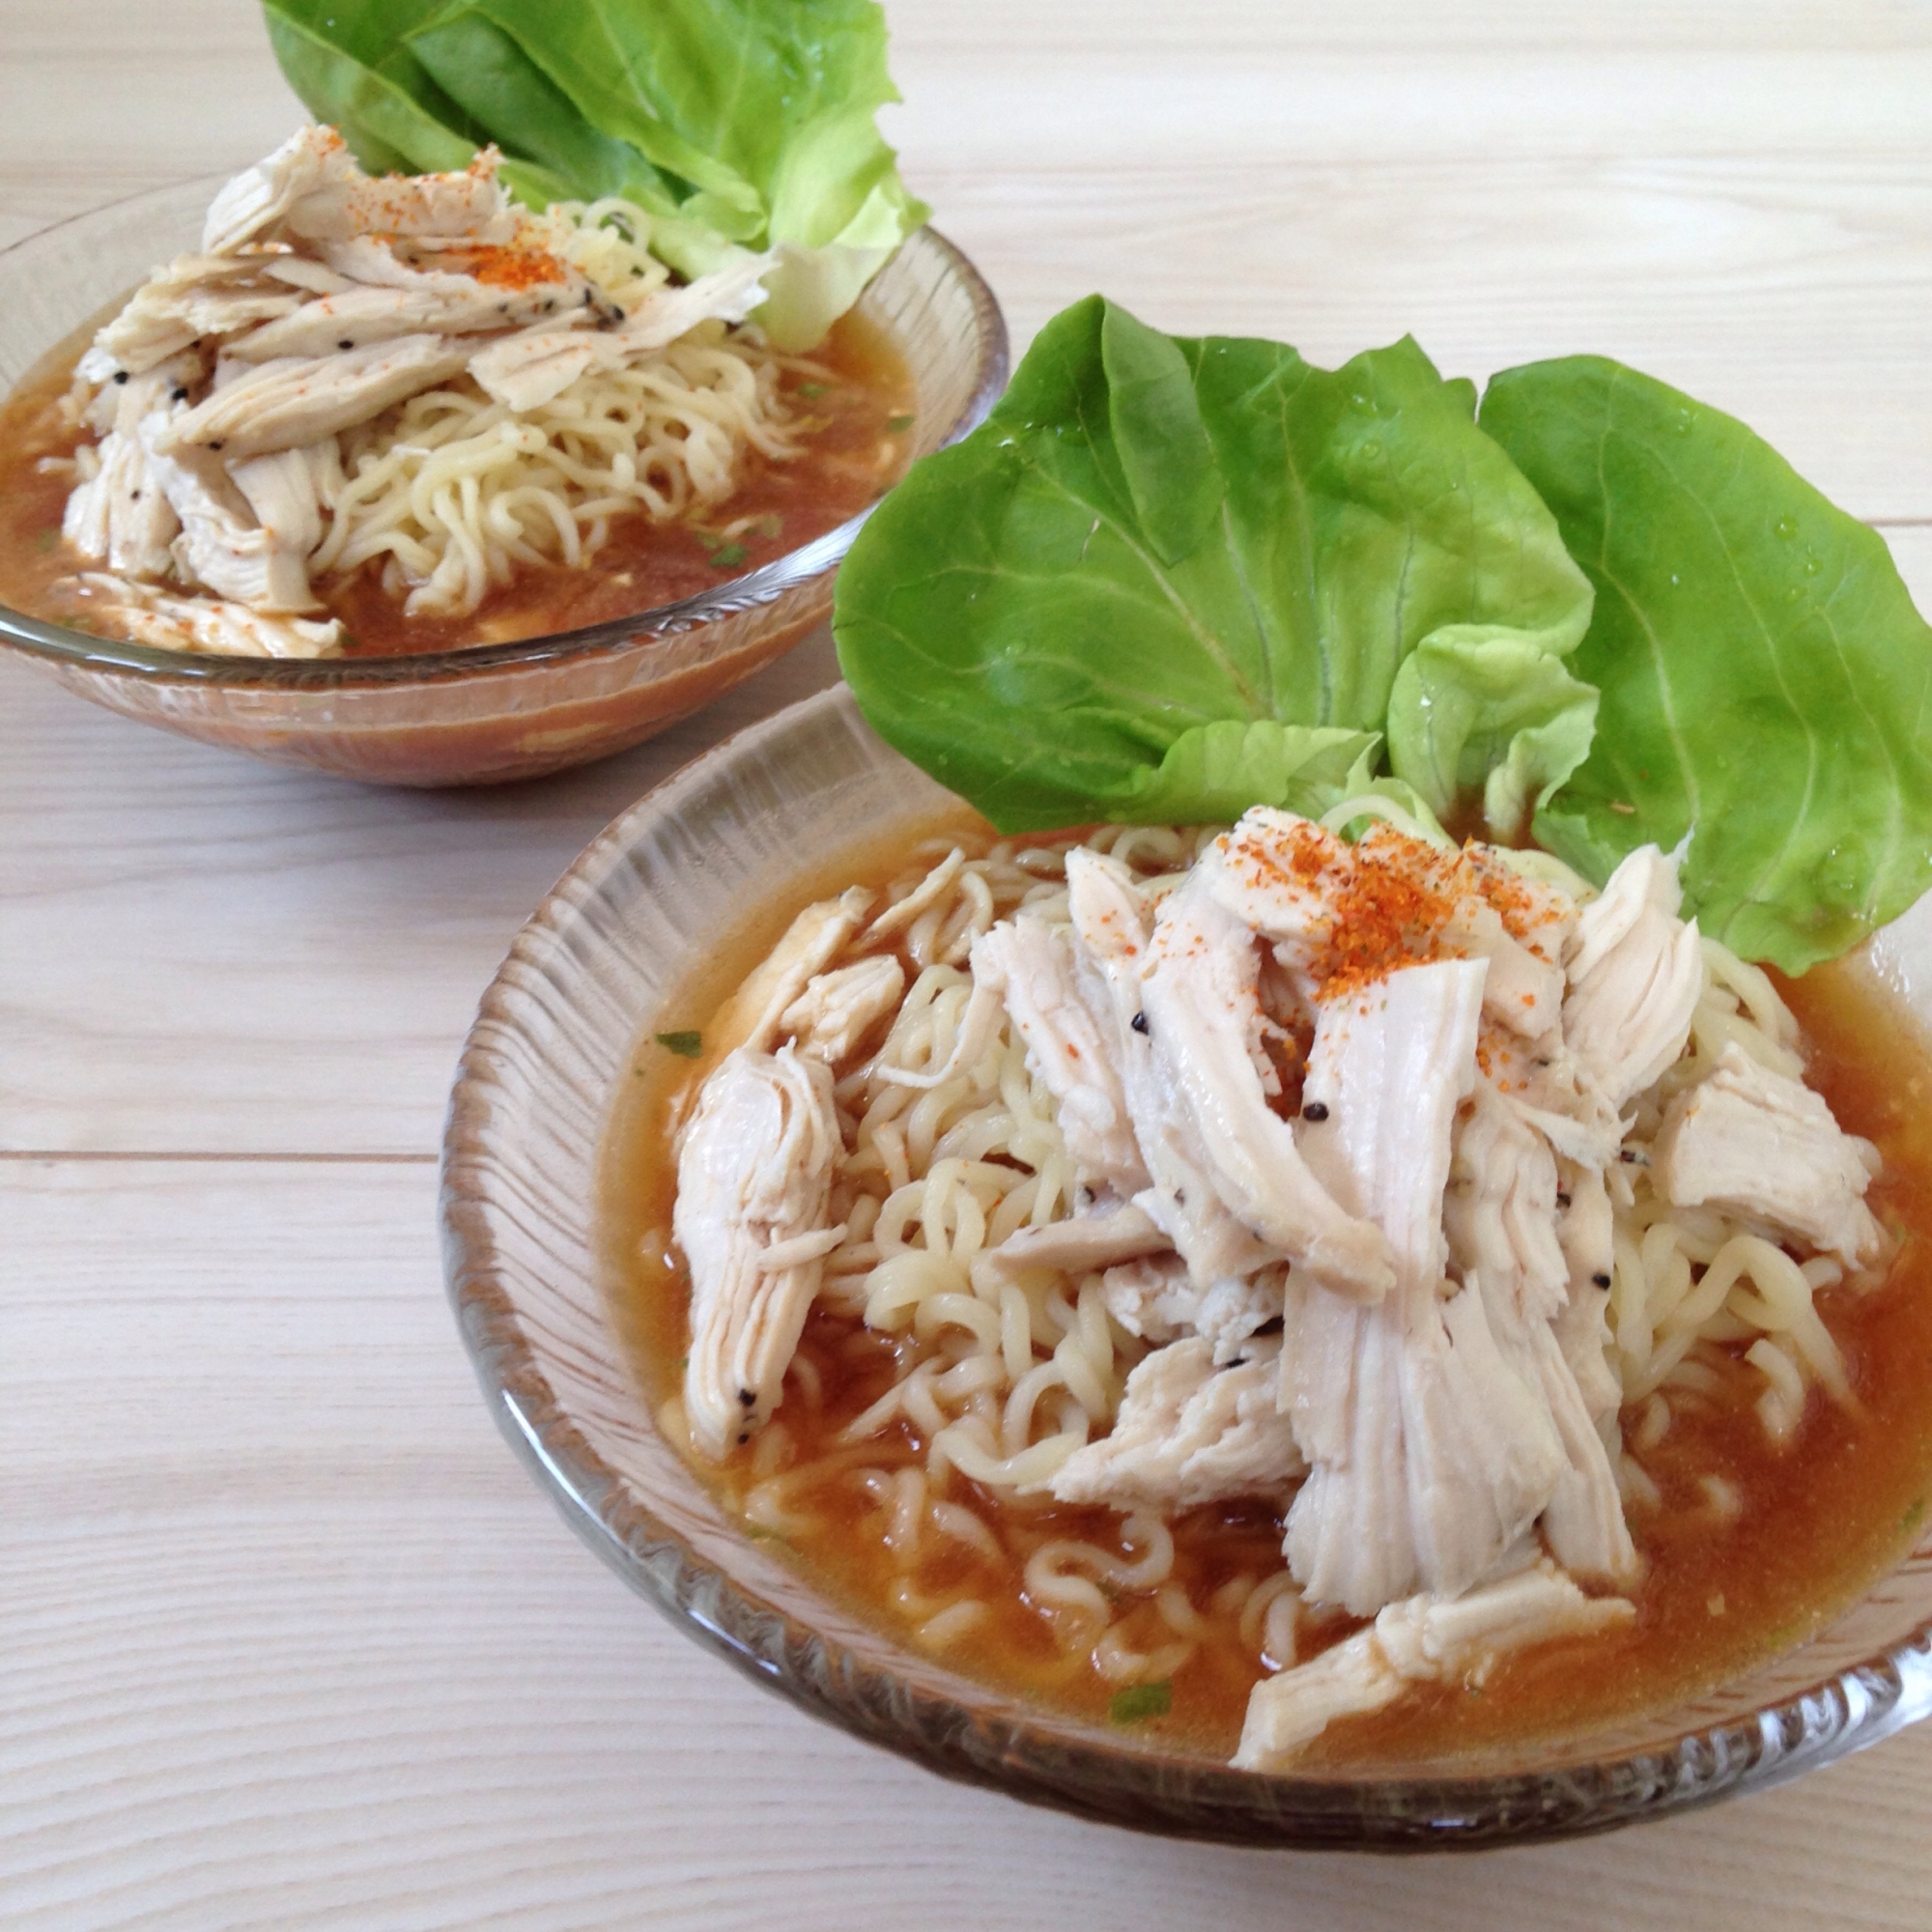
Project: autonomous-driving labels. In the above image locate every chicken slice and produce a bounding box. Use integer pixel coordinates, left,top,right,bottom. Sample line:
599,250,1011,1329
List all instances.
695,889,875,1081
206,128,520,254
1654,1041,1884,1266
62,356,206,574
66,572,343,658
1192,806,1353,994
1553,1162,1622,1425
137,417,318,611
282,150,521,246
1563,845,1703,1108
1441,895,1566,1039
154,335,473,462
200,126,367,254
1065,849,1275,1287
469,254,775,412
1051,1335,1305,1513
1486,1028,1627,1171
1443,1082,1636,1580
1283,960,1568,1615
972,914,1147,1198
1137,874,1394,1300
226,445,328,562
1096,1251,1196,1345
779,955,905,1068
1096,1251,1285,1363
993,1202,1171,1276
674,1044,845,1460
62,362,194,578
1235,1560,1634,1767
1527,1322,1638,1579
1443,1083,1570,1342
96,256,304,375
225,271,597,363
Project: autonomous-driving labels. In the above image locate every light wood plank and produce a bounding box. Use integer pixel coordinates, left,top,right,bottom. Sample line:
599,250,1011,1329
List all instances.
0,631,841,1157
7,1161,1932,1931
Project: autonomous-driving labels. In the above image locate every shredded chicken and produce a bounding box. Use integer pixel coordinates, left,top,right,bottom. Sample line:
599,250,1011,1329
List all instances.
1051,1336,1305,1513
1236,1559,1635,1767
694,890,875,1081
973,913,1148,1198
667,802,1886,1769
779,955,905,1067
52,124,778,655
991,1202,1171,1276
1655,1041,1885,1267
1564,845,1704,1108
674,1045,845,1459
1283,959,1570,1614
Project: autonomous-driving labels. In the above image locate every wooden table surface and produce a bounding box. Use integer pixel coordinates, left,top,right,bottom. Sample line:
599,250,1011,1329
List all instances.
9,1,1932,1924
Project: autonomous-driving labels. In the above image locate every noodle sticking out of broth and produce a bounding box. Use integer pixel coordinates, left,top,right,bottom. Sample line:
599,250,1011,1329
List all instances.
651,807,1891,1767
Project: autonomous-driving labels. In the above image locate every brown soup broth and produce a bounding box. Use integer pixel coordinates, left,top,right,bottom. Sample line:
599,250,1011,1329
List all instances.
0,310,912,657
600,815,1932,1765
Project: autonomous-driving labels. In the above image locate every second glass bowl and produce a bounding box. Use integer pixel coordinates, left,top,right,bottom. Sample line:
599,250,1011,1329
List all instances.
0,180,1007,786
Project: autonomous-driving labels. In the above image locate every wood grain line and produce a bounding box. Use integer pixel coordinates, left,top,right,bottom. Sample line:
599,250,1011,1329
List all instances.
0,1150,439,1164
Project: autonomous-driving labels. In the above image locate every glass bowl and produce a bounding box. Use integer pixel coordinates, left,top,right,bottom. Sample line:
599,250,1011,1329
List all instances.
440,683,1932,1848
0,180,1007,787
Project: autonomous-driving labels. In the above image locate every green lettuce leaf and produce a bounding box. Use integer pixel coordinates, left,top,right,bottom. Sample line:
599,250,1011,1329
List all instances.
264,0,484,177
1481,355,1932,974
262,0,926,348
1387,633,1599,841
410,0,925,347
406,11,684,214
834,295,1595,833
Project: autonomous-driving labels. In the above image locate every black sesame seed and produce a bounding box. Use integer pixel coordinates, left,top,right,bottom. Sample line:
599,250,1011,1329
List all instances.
130,489,141,500
1130,1010,1149,1035
1302,1099,1329,1122
337,338,353,351
112,370,129,384
209,440,224,451
1592,1271,1612,1288
170,387,187,403
738,1389,755,1406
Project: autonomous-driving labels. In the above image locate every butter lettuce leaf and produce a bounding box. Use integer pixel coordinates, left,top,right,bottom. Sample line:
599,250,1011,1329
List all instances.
834,296,1594,833
1481,355,1932,973
262,0,926,347
264,0,484,177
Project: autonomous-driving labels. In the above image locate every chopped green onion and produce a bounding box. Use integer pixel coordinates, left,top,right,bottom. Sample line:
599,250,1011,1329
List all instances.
655,1029,703,1057
1107,1681,1172,1725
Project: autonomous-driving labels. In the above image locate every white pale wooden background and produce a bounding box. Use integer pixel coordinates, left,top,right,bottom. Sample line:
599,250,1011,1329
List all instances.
7,1,1932,1925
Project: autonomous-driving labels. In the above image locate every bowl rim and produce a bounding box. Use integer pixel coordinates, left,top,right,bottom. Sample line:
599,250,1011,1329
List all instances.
0,175,1009,689
439,683,1932,1850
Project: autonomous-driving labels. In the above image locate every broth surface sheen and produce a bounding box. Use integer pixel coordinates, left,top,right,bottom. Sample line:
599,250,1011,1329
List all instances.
600,813,1932,1767
0,311,910,658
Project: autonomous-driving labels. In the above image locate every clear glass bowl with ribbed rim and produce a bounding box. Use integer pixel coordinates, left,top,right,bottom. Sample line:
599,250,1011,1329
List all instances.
440,683,1932,1848
0,178,1006,786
